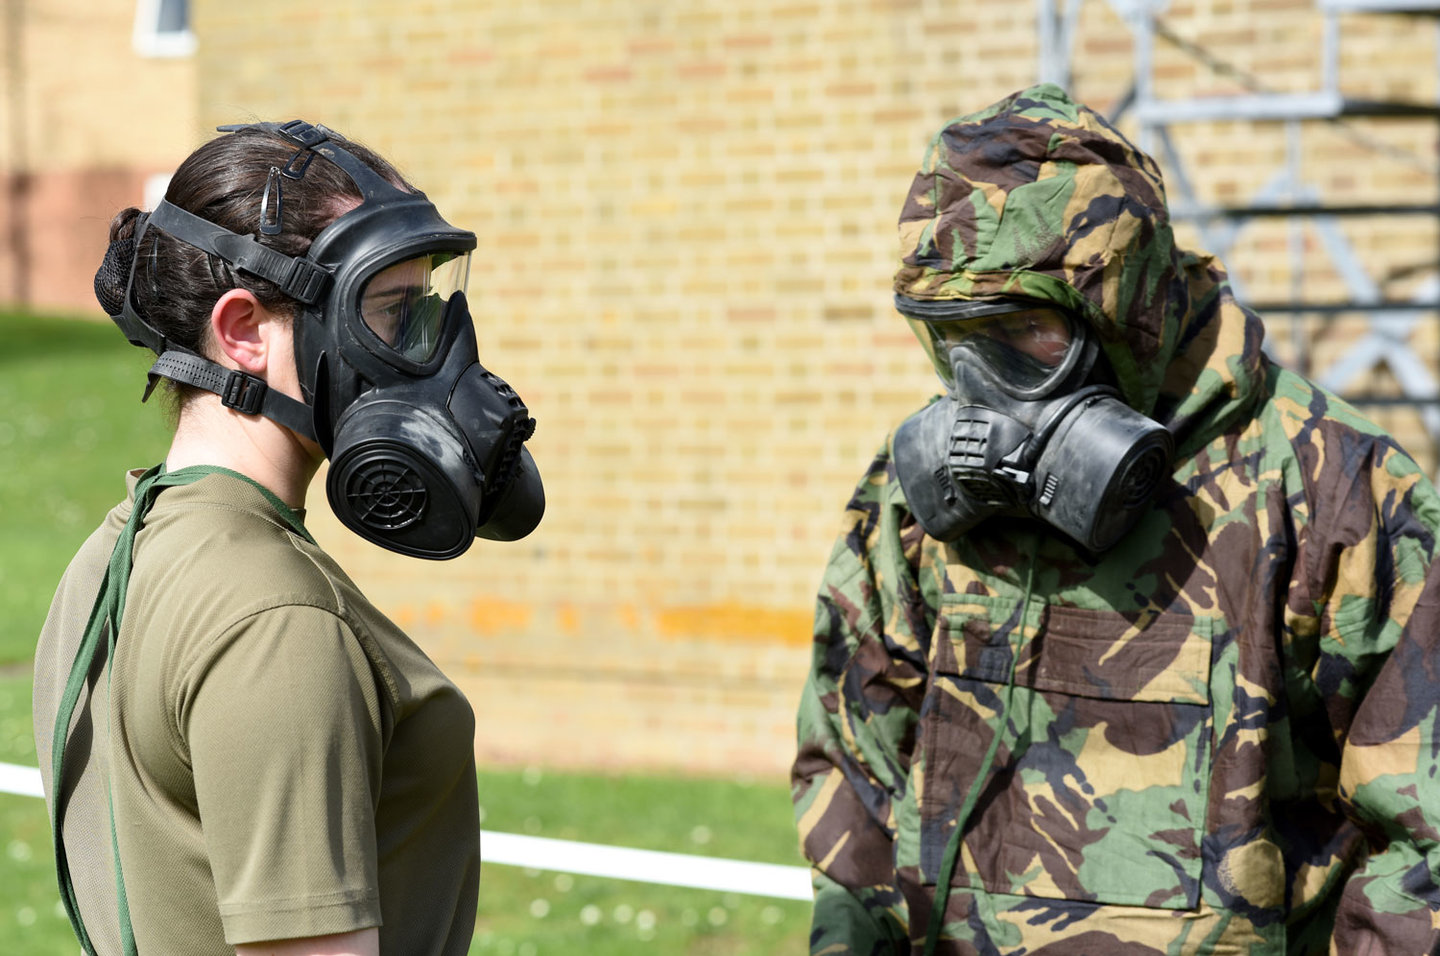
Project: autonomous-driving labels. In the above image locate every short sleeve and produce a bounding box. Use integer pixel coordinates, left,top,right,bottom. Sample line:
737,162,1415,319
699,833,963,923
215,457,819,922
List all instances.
179,604,387,945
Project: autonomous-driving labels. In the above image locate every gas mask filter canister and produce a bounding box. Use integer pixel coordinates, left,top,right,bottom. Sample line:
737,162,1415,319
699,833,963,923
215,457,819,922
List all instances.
891,297,1173,553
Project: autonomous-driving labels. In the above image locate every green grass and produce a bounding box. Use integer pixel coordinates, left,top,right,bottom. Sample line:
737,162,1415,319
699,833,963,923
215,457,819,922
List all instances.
0,312,812,954
470,870,808,954
471,767,809,954
0,310,172,665
0,674,76,953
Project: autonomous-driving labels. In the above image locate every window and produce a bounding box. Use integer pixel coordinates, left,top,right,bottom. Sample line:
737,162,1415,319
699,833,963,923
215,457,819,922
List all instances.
133,0,194,58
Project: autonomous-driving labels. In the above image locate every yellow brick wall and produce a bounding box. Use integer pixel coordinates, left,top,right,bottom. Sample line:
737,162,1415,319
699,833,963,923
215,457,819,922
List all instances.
187,0,1440,777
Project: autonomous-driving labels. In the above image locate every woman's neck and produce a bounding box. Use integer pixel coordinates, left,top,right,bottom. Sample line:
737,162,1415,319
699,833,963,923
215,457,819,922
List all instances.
165,394,322,509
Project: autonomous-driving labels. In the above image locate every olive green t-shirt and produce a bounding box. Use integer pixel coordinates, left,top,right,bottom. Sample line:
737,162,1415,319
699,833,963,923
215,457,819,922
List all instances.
34,470,480,954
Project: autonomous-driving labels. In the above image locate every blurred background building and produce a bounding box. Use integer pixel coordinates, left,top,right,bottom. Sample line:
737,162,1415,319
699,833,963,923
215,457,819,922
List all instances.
3,0,1437,778
0,0,196,312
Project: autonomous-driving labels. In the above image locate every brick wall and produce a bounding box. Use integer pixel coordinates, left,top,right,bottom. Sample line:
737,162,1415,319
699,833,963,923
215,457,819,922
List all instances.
182,1,1440,775
0,0,196,312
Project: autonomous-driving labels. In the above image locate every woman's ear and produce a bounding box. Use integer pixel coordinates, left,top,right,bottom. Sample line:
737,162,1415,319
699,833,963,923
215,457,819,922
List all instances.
210,289,278,376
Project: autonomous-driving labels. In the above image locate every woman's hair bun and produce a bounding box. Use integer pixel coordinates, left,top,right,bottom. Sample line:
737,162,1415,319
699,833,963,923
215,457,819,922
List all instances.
93,209,147,317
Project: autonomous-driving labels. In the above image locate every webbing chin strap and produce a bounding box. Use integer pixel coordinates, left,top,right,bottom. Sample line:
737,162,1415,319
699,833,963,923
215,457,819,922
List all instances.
144,351,317,443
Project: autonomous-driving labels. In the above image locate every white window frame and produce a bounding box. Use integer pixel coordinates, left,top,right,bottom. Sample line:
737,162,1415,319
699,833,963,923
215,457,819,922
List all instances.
132,0,195,58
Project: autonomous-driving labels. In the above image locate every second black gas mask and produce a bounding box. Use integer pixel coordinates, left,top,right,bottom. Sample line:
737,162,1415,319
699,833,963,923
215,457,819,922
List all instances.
891,296,1172,553
104,120,544,559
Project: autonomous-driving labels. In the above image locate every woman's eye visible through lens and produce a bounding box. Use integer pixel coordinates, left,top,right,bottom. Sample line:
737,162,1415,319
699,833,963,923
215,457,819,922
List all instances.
368,295,406,345
361,252,469,364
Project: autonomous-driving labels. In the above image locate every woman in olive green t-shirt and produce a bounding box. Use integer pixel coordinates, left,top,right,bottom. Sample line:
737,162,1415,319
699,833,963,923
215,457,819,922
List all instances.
33,121,522,956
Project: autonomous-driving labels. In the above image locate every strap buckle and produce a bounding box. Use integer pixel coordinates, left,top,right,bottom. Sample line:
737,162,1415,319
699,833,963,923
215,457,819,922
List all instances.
276,120,331,149
221,370,267,415
280,256,331,304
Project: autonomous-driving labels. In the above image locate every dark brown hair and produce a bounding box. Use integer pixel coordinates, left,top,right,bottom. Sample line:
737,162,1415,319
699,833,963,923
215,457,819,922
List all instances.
101,125,410,405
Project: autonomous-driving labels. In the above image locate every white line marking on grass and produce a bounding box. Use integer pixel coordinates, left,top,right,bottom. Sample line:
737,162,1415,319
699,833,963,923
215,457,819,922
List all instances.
0,761,44,798
483,831,813,900
0,762,814,901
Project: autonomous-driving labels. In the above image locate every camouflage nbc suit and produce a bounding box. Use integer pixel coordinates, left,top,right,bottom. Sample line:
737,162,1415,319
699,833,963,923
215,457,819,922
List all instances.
792,84,1440,954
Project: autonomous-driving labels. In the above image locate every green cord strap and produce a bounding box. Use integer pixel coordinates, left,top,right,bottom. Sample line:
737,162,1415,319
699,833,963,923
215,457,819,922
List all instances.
922,557,1037,956
50,464,312,955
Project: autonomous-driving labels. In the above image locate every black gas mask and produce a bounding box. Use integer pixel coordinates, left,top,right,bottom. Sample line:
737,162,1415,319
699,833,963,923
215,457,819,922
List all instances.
101,120,544,559
891,296,1172,553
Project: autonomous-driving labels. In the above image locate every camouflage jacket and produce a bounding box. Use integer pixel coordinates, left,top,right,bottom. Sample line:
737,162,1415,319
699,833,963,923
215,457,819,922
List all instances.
792,85,1440,954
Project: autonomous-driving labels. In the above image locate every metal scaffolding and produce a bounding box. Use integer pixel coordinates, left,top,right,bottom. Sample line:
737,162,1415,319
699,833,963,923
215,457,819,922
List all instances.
1039,0,1440,460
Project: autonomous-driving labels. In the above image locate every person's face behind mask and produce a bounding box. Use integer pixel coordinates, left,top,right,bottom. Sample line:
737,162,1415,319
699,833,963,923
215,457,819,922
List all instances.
914,305,1077,393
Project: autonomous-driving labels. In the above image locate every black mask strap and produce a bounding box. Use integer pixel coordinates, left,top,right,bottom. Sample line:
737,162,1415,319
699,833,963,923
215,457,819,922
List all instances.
100,204,320,443
146,200,331,304
221,120,407,203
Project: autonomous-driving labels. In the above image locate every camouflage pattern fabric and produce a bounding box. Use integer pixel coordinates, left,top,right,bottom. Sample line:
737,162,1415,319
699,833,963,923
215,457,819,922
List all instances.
792,83,1440,954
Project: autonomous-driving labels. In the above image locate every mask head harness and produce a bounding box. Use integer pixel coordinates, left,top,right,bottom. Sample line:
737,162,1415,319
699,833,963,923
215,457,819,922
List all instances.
892,295,1173,552
97,119,545,558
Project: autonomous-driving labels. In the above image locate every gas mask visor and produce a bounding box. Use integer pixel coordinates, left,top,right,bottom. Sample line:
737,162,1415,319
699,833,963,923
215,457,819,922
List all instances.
357,250,471,366
899,297,1086,399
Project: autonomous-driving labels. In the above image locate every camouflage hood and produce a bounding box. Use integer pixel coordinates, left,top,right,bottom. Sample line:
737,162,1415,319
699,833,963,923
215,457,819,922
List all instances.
894,83,1266,454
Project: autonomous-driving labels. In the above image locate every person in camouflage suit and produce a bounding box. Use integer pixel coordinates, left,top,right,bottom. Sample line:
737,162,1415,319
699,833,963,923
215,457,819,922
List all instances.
791,83,1440,954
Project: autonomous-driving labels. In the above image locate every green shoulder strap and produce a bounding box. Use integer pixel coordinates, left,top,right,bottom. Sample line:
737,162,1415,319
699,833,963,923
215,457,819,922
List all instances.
50,464,312,955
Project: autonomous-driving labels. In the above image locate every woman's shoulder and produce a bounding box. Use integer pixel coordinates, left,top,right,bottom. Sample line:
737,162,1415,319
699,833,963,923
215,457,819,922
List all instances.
133,473,352,618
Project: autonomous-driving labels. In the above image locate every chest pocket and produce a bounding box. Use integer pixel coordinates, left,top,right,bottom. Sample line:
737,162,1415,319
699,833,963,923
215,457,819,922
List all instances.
917,595,1214,910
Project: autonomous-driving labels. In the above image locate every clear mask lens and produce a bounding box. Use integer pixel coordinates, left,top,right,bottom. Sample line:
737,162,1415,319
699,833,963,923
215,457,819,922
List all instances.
359,251,471,364
909,307,1076,391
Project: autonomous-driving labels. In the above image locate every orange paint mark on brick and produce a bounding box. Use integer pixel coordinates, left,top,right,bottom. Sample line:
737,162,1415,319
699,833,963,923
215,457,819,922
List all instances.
618,603,641,631
392,604,417,630
425,602,448,627
556,603,581,637
654,602,812,646
468,598,534,636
